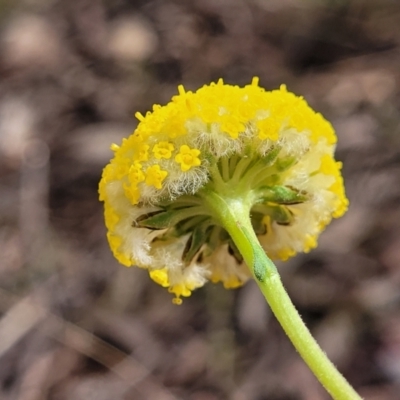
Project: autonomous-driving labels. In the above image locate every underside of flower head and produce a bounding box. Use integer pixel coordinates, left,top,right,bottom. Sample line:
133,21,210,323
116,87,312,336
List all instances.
99,78,348,304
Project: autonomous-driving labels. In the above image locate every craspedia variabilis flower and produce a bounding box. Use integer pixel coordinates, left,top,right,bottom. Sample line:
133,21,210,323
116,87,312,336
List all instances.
99,78,348,304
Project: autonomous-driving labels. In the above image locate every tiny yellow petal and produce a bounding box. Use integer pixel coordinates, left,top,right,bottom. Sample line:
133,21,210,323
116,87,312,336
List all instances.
145,165,168,189
136,143,150,162
128,161,145,184
123,183,141,205
149,269,170,287
135,112,145,121
178,84,186,96
168,283,192,298
107,232,131,266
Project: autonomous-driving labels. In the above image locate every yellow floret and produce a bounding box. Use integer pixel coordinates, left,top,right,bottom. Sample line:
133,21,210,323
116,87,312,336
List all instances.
152,142,175,159
257,117,281,141
175,145,201,172
136,143,150,162
123,183,141,205
145,164,168,189
128,161,145,184
220,116,245,139
149,268,170,287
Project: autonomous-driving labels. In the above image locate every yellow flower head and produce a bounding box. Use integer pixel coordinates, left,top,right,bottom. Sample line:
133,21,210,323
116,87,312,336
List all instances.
99,78,348,303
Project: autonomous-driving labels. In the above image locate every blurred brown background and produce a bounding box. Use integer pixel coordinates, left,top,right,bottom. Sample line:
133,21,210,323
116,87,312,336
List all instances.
1,0,400,399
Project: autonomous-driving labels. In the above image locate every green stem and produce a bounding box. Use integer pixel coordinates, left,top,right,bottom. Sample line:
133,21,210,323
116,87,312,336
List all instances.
231,156,253,185
220,156,231,181
201,190,362,400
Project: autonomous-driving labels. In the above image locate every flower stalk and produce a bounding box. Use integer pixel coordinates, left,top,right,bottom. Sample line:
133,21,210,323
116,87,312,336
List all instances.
201,188,361,400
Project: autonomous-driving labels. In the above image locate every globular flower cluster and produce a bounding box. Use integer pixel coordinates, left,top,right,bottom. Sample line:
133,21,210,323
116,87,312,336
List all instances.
99,78,348,304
